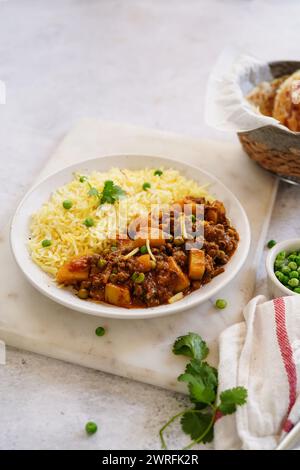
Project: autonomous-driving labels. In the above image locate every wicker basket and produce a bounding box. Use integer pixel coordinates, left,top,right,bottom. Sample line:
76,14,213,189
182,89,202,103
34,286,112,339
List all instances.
238,61,300,185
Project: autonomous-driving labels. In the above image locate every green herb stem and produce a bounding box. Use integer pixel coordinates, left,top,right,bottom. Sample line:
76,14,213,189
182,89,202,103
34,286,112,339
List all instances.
159,408,195,449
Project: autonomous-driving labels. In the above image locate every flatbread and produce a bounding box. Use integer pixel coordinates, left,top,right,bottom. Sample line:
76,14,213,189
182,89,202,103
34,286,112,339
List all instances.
273,70,300,132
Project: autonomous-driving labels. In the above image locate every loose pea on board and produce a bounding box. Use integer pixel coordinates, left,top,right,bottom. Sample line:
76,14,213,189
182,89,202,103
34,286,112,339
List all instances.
274,250,300,293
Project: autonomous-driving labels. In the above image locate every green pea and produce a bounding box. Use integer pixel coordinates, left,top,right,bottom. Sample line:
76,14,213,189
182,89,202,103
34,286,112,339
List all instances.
290,271,299,279
41,239,51,247
282,275,290,285
288,261,298,271
274,260,284,269
132,272,145,283
294,287,300,294
275,271,285,282
63,199,73,210
295,256,300,266
78,288,89,299
142,182,151,191
79,176,87,183
281,266,291,275
267,240,276,249
85,421,98,435
276,251,286,260
154,169,163,176
288,278,299,288
140,245,148,254
215,299,227,309
97,258,107,269
288,254,298,262
84,217,94,227
95,326,105,337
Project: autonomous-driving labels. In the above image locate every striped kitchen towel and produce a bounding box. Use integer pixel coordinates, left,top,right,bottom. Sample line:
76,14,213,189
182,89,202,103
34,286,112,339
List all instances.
214,295,300,450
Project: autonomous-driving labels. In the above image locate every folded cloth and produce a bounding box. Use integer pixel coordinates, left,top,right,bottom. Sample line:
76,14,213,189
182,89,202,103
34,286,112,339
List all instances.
214,295,300,450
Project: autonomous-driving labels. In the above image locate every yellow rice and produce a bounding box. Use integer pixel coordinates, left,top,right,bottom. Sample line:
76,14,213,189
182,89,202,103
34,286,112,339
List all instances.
29,167,211,275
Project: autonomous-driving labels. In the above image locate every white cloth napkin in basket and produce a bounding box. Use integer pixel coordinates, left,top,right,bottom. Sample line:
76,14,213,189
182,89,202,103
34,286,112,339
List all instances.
214,295,300,450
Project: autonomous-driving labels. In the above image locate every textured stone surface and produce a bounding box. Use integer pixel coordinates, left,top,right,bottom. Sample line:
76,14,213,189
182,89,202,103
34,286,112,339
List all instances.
0,0,300,450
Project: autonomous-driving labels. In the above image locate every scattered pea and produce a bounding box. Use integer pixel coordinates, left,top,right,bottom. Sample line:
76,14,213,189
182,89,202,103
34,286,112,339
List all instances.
95,326,105,337
78,288,89,299
142,182,151,191
267,240,276,249
215,299,227,309
132,272,145,283
79,176,87,183
41,239,51,247
62,199,73,210
85,421,98,435
154,169,163,176
84,217,94,227
140,245,148,254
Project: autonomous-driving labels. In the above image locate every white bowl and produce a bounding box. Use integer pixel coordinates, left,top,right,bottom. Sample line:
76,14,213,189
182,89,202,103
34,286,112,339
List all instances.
10,154,251,319
266,238,300,298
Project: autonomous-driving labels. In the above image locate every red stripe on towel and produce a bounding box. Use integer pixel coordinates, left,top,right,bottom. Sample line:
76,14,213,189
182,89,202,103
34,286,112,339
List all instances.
273,298,297,420
282,419,294,433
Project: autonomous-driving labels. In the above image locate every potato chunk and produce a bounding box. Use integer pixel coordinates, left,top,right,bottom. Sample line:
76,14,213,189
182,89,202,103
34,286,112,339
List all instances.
188,249,205,280
104,283,131,308
137,254,152,272
168,256,190,293
56,257,89,285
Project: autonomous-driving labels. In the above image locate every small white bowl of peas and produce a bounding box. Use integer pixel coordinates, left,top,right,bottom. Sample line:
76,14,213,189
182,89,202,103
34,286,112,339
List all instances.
266,239,300,298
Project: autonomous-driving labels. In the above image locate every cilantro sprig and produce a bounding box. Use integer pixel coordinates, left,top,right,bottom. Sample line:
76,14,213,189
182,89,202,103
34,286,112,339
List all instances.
159,332,247,449
84,178,126,206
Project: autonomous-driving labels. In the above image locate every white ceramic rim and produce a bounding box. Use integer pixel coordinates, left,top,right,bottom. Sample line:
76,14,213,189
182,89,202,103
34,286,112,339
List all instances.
10,154,251,319
266,238,300,297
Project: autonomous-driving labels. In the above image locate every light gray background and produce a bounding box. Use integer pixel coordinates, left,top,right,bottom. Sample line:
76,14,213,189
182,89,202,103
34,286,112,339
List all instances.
0,0,300,450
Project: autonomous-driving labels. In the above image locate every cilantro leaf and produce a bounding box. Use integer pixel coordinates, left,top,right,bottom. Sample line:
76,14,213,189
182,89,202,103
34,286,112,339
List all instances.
173,332,209,361
100,180,126,205
181,411,214,444
218,387,248,415
178,360,217,405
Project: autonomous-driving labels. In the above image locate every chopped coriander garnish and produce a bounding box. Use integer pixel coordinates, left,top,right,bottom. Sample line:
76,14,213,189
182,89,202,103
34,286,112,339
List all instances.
84,217,94,227
159,332,247,449
215,298,227,309
267,239,276,249
100,180,126,205
41,239,52,247
79,176,87,183
154,169,163,176
95,326,105,337
191,214,196,223
62,199,73,210
142,182,151,191
85,421,98,435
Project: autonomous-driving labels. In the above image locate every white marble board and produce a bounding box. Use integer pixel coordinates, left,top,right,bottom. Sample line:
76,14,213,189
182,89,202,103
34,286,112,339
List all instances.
0,119,277,392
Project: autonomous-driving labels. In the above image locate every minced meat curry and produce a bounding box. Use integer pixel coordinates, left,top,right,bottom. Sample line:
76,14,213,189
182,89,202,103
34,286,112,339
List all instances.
56,197,239,308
